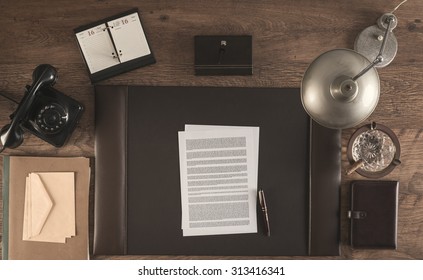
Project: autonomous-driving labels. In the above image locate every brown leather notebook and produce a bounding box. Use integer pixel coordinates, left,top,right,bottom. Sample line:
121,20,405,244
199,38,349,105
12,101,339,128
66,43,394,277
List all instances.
349,180,399,249
94,85,341,256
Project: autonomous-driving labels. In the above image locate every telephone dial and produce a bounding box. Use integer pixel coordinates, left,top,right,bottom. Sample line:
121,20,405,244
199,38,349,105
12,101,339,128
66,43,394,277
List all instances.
0,64,84,152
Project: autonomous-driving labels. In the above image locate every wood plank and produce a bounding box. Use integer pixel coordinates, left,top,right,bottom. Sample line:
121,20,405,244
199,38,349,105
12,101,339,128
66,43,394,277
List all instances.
1,0,423,259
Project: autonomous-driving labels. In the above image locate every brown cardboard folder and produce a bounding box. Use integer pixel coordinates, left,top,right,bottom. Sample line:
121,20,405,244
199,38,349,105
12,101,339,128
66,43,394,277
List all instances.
94,85,341,256
3,156,90,260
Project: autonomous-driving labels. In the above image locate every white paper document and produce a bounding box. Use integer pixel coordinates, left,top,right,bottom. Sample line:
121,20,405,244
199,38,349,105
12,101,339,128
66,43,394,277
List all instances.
178,125,259,236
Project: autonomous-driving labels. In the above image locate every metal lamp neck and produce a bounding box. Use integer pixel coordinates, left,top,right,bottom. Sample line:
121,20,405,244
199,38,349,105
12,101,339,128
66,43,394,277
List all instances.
352,14,395,81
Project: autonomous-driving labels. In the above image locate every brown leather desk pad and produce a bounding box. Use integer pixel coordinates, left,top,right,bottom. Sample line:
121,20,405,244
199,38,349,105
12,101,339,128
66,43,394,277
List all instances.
94,85,341,256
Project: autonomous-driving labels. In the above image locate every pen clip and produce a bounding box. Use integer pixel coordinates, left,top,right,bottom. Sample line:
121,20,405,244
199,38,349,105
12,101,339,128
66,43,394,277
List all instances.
258,189,267,211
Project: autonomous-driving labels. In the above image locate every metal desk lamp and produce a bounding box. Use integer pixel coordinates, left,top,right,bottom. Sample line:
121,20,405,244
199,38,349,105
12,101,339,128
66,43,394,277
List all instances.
301,1,407,129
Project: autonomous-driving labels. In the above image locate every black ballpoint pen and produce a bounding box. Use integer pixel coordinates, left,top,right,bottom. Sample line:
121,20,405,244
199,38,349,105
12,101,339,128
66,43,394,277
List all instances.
258,188,270,237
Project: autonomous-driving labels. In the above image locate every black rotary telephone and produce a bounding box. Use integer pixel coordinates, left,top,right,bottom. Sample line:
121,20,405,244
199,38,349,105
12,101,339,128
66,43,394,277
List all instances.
0,64,84,152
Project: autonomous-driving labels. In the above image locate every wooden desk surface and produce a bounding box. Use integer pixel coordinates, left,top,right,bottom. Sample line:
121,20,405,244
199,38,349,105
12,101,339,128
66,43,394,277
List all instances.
1,0,422,260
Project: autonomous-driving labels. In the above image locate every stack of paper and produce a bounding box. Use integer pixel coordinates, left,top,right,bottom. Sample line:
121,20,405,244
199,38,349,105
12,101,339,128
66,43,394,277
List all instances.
178,125,259,236
23,172,76,243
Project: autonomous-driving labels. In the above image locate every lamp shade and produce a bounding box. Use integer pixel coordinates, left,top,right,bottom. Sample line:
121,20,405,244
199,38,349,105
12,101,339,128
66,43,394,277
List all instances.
301,49,380,129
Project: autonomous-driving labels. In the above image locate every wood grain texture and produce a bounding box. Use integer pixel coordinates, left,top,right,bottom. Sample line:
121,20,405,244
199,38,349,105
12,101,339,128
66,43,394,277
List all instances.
1,0,423,259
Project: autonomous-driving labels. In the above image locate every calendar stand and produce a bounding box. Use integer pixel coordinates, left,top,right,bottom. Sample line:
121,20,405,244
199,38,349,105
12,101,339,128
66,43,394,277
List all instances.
74,8,156,83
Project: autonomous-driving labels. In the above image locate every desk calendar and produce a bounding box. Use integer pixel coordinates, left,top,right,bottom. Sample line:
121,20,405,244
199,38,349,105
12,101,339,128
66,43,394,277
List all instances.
74,8,155,83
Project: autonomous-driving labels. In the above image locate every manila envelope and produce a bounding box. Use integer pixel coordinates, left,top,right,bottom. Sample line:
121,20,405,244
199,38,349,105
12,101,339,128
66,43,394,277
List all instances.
22,172,76,243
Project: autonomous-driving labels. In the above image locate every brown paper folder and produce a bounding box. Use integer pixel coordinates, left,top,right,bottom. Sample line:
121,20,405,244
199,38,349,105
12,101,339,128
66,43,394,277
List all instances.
4,156,90,260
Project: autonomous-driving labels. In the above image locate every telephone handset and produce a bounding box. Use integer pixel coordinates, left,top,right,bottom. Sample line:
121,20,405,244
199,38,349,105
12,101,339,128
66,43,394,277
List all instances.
0,64,83,152
0,64,57,151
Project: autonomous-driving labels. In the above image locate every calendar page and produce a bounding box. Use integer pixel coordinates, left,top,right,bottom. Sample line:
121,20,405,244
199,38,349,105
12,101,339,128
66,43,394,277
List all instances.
75,24,120,74
107,12,151,63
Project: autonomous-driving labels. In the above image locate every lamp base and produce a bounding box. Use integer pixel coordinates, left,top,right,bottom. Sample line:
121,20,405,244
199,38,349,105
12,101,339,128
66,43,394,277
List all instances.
354,25,397,68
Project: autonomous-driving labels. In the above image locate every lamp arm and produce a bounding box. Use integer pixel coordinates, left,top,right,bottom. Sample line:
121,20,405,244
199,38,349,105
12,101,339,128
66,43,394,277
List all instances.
352,15,394,81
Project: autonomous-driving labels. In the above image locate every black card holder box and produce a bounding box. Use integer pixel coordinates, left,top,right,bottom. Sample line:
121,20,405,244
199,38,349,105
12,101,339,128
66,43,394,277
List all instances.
194,35,252,75
349,180,399,249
